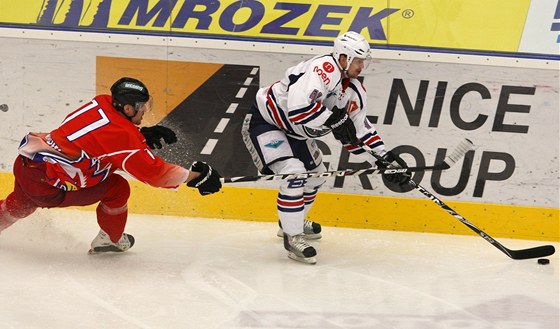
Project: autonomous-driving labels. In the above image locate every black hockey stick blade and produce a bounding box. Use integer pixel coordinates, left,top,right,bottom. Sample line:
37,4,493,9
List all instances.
506,245,556,260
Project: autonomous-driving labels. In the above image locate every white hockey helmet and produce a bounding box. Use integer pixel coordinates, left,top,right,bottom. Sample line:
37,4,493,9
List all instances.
333,31,372,71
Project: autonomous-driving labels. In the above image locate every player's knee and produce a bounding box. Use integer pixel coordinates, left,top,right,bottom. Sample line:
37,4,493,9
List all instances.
2,195,37,219
102,175,130,206
306,177,326,190
270,158,306,174
306,163,327,188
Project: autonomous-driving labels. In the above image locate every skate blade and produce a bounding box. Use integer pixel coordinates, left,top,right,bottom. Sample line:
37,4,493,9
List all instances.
277,229,322,240
288,252,317,264
88,245,124,254
303,233,322,240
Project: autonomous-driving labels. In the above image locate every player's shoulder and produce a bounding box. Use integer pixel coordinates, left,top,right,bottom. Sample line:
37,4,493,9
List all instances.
94,94,114,107
309,55,339,74
349,78,367,93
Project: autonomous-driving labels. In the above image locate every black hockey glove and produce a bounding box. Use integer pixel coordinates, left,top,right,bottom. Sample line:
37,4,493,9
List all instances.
140,125,177,149
375,151,412,187
186,161,222,195
324,106,359,146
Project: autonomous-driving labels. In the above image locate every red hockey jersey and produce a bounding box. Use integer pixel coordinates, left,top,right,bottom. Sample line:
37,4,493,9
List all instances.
18,95,189,191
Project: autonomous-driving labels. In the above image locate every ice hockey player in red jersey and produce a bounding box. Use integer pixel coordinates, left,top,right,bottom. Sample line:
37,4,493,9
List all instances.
0,77,222,253
242,31,411,264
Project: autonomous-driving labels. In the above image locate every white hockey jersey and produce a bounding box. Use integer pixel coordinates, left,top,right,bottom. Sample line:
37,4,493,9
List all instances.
254,54,387,165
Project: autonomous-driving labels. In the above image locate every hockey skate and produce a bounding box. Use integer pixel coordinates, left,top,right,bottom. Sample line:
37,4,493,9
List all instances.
277,219,322,239
283,233,317,264
88,229,135,254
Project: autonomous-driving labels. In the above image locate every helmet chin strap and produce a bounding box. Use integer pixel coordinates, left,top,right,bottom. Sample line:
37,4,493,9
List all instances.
334,55,350,78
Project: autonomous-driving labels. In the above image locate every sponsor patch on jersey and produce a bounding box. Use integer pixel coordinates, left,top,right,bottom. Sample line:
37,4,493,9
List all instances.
265,140,285,149
313,66,331,85
323,62,334,73
309,89,322,103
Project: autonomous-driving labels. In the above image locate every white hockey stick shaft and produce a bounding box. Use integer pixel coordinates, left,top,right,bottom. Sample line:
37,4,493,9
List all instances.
221,139,472,184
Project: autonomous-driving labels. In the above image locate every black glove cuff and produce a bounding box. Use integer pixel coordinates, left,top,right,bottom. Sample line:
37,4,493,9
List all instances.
326,113,349,129
376,151,407,169
324,106,346,127
186,162,210,188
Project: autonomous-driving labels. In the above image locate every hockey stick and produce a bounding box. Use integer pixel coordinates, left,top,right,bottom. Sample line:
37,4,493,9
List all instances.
366,141,556,260
221,138,472,184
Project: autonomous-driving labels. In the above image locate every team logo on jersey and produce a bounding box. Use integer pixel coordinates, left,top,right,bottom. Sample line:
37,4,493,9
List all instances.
43,151,111,191
308,89,323,103
323,62,334,73
348,100,359,113
265,140,284,149
64,181,78,191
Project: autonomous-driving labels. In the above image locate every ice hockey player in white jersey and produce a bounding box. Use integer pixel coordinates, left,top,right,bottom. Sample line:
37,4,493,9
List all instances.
242,31,411,264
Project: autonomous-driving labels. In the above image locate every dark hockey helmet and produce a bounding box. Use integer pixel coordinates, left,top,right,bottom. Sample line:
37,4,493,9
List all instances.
110,77,152,112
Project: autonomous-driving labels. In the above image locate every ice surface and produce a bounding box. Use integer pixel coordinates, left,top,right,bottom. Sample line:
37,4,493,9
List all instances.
0,208,558,329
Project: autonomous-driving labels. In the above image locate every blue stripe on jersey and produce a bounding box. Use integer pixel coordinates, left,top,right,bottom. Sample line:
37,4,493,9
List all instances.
267,90,296,135
286,72,304,92
361,132,384,148
297,107,326,125
349,81,364,109
285,55,332,91
288,102,326,125
344,146,368,155
288,102,316,117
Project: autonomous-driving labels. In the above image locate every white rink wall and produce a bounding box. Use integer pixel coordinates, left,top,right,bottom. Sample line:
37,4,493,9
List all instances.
0,34,558,209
